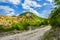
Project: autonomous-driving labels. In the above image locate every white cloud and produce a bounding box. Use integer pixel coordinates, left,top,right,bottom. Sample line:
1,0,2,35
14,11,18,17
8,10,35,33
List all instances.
43,2,54,6
22,0,42,17
23,11,26,13
47,0,53,3
22,4,30,9
6,12,14,16
0,6,15,16
40,10,51,18
15,14,20,16
8,0,20,5
0,0,20,5
29,8,40,16
43,3,47,6
22,0,42,8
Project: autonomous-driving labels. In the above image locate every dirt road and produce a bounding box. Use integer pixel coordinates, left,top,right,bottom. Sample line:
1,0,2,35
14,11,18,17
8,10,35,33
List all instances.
0,26,51,40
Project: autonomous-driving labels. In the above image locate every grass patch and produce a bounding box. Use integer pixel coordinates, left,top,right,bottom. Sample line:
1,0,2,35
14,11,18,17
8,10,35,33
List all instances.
43,26,58,40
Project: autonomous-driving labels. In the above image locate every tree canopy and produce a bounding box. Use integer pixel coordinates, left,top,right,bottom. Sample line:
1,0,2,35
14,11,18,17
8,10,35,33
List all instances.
49,0,60,27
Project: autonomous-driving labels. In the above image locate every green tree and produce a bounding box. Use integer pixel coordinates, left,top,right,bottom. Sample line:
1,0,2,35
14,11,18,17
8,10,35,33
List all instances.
54,0,60,5
44,0,60,40
50,0,60,27
50,8,60,27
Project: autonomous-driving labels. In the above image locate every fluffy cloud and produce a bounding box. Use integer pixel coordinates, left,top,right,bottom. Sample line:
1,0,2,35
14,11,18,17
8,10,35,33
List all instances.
22,0,41,16
47,0,53,3
8,0,20,5
43,2,54,6
22,0,42,9
0,0,20,5
43,3,47,6
0,6,15,16
29,8,40,16
40,10,51,18
6,12,15,16
15,14,20,16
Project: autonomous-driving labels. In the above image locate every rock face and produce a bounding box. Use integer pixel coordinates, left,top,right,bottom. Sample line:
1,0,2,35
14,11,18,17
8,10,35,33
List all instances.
26,13,31,17
0,26,51,40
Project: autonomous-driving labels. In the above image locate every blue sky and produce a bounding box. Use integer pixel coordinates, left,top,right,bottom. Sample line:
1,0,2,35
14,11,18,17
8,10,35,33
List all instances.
0,0,54,18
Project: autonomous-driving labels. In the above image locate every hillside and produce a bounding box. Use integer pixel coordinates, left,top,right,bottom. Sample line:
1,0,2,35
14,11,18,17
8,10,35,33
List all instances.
19,12,44,26
0,12,48,32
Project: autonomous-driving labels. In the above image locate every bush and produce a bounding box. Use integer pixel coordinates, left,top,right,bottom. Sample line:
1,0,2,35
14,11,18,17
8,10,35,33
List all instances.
0,25,4,32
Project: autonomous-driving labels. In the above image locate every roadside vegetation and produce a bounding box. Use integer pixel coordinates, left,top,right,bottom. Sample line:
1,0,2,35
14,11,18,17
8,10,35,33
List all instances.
43,0,60,40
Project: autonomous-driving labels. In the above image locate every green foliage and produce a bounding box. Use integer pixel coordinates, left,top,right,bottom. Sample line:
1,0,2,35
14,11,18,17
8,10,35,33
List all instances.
0,25,13,32
43,30,58,40
54,0,60,5
0,12,49,32
19,12,49,26
0,25,4,32
49,0,60,27
44,0,60,40
49,7,60,27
